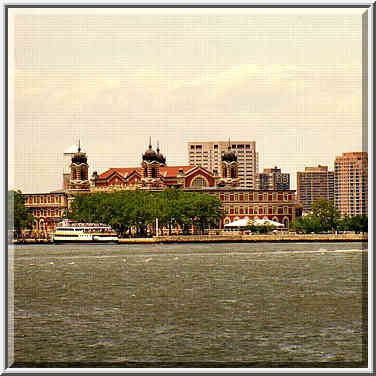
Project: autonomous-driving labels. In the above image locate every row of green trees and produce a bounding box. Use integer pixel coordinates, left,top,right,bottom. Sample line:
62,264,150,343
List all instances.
68,189,223,236
290,199,368,234
8,190,368,237
8,190,33,238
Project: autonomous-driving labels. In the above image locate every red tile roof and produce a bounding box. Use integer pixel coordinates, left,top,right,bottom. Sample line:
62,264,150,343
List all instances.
160,165,196,177
98,168,142,179
99,165,197,179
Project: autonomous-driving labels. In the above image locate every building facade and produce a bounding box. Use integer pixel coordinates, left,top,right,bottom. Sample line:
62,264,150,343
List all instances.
23,192,68,233
334,152,368,217
22,141,299,233
296,165,334,213
214,189,297,228
259,166,290,191
188,141,259,189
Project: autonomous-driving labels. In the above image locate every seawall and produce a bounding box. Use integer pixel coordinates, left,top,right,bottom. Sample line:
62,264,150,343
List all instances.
118,234,367,244
11,234,367,245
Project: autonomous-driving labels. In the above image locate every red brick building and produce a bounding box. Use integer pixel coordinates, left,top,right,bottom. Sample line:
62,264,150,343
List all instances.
23,140,300,233
91,141,298,228
23,192,68,233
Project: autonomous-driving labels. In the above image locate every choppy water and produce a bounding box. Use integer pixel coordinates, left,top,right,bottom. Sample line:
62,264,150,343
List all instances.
10,242,367,368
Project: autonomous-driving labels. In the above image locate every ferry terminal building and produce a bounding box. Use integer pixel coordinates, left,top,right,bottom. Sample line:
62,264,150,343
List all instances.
23,141,301,234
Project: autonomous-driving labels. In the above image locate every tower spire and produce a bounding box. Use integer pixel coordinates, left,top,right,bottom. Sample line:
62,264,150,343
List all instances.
149,136,152,149
228,137,231,150
156,140,160,152
78,139,81,152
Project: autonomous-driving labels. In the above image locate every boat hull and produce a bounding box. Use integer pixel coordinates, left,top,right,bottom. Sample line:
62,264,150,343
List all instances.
53,236,118,243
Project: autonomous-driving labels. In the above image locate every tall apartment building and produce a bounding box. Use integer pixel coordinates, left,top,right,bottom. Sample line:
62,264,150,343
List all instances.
188,141,259,189
296,165,334,213
334,152,368,217
259,166,290,191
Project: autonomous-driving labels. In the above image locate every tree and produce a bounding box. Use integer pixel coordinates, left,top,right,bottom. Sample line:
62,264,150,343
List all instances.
338,215,368,233
189,193,223,234
8,190,33,238
67,189,224,237
311,199,340,232
291,215,323,234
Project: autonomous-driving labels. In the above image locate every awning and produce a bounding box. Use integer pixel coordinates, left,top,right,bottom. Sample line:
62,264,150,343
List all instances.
224,218,284,227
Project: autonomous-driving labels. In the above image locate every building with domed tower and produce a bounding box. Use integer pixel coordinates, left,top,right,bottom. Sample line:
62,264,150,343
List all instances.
68,141,90,192
218,140,240,187
23,138,300,234
91,139,220,190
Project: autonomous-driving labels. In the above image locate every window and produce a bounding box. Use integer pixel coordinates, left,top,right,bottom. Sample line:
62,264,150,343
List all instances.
191,177,208,187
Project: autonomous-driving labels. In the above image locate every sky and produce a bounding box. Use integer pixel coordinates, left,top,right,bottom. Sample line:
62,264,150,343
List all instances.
8,7,367,193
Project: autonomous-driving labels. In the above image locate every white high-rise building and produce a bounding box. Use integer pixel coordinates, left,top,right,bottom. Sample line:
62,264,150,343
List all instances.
188,141,259,189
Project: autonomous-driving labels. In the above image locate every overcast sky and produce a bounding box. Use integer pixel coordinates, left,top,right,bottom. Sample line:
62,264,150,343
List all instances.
8,7,367,193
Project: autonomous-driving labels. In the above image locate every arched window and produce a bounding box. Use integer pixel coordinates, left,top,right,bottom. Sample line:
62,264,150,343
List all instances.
191,176,208,188
283,217,289,228
81,167,86,180
223,168,227,178
231,168,236,178
72,168,76,180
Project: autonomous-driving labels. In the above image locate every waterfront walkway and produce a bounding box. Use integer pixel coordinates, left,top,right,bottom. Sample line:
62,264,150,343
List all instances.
11,233,367,244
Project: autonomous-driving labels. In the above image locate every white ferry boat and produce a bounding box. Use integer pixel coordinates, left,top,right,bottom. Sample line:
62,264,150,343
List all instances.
53,220,118,242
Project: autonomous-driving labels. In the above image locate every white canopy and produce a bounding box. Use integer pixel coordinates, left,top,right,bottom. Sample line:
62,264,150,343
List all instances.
224,218,284,227
251,218,284,227
224,218,249,227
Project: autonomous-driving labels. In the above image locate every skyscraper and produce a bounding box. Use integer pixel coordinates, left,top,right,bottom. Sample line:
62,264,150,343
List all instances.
296,165,334,213
334,152,368,217
188,141,259,189
259,166,290,191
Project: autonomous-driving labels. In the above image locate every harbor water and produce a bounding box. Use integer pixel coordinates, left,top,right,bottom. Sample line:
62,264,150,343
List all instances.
10,242,367,367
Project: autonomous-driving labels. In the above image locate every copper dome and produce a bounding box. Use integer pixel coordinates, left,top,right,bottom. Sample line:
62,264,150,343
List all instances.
142,141,158,163
222,146,237,163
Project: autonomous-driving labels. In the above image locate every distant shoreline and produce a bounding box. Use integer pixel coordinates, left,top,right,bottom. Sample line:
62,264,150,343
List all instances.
11,234,367,245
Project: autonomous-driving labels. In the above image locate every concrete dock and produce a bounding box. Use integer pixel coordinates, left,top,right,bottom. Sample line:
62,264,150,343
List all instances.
118,233,367,244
